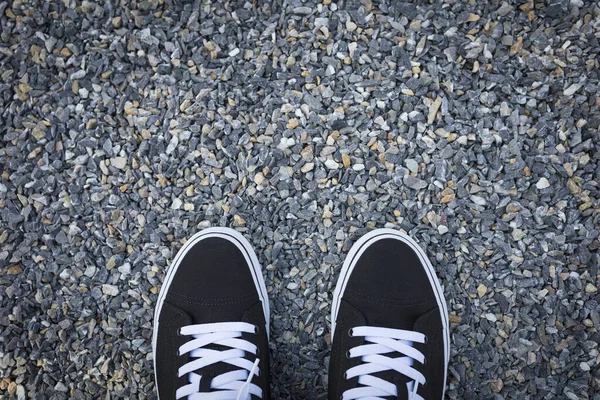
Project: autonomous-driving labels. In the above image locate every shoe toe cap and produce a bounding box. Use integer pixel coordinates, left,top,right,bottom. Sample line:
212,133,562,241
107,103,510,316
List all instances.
167,237,258,301
344,238,437,303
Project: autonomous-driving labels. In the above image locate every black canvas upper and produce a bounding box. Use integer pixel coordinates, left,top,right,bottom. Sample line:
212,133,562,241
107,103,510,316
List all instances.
154,237,270,399
329,238,446,400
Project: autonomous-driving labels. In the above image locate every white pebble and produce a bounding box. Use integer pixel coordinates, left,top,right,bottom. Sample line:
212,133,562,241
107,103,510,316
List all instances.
470,195,487,206
536,177,550,189
17,385,25,400
166,135,179,155
485,313,497,322
563,83,583,96
301,163,314,173
348,42,358,58
102,284,119,296
325,159,339,170
171,198,183,210
405,159,419,173
84,266,97,277
59,269,71,280
110,157,127,169
118,263,131,275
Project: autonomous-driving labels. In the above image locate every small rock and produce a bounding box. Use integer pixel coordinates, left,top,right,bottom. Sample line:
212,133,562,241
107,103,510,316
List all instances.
293,6,311,15
171,198,183,210
500,102,511,116
301,163,314,173
325,159,340,170
405,159,419,173
485,313,497,322
580,362,591,372
403,175,427,190
490,378,504,393
110,157,127,169
7,264,22,275
254,172,265,185
342,154,351,168
512,228,526,241
564,83,583,96
536,177,550,189
84,266,96,277
470,195,486,206
348,42,358,58
16,385,25,400
166,136,179,154
102,284,119,296
477,284,487,298
427,97,442,124
322,86,334,98
497,2,513,16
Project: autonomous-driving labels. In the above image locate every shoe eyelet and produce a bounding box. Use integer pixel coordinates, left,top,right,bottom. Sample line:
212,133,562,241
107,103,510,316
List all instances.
423,335,428,344
256,348,261,356
254,326,259,334
345,350,351,359
344,372,349,380
177,329,183,337
347,328,353,337
423,380,428,388
422,357,427,366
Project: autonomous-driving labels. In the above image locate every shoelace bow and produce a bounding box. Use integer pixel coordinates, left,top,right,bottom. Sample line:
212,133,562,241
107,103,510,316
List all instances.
342,326,427,400
175,322,262,400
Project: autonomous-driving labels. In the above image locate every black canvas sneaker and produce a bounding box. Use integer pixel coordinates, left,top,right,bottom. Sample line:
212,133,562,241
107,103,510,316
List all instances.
329,229,449,400
153,227,270,400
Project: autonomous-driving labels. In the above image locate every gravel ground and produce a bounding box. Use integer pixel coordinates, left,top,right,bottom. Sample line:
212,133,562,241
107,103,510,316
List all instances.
1,0,600,399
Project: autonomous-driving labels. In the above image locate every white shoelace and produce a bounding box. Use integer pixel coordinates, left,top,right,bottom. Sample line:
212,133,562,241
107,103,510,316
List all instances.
342,326,427,400
175,322,262,400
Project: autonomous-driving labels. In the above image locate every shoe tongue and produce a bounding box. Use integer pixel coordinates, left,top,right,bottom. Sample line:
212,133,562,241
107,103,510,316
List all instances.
347,295,433,331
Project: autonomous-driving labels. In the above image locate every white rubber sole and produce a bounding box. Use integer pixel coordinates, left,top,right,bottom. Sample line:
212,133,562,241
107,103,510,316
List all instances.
152,227,270,393
330,228,450,394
